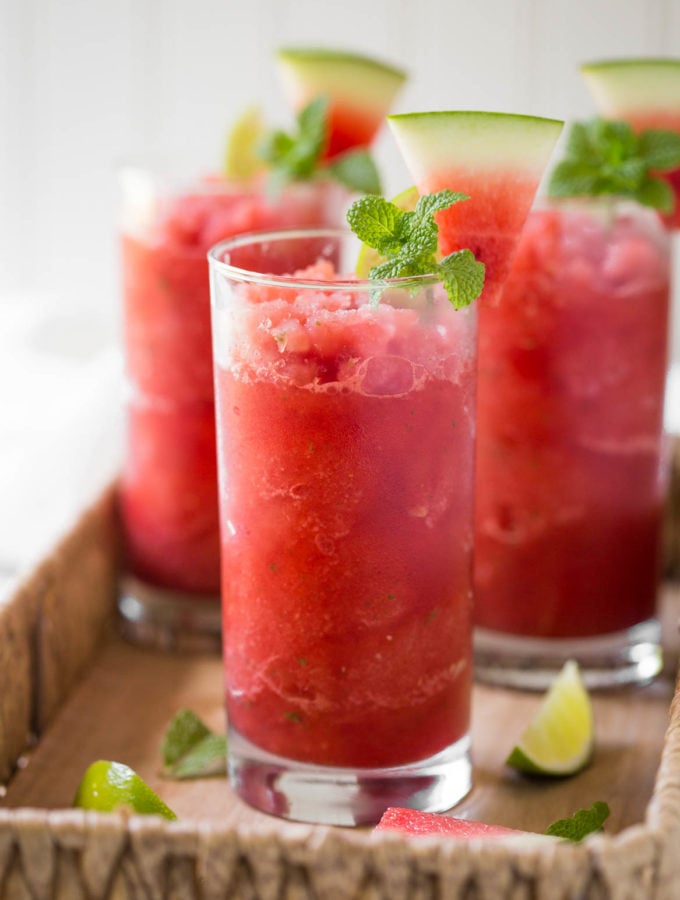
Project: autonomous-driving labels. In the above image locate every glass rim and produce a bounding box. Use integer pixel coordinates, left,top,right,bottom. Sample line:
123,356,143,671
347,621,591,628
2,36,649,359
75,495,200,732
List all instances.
207,227,443,291
117,160,268,196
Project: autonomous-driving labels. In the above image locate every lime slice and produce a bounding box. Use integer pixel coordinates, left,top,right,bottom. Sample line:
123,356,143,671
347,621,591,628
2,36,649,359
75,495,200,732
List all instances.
355,185,420,277
506,660,594,776
73,760,177,819
224,105,265,181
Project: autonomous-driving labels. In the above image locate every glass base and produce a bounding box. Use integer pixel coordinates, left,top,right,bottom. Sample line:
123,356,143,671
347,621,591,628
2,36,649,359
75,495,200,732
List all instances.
228,728,472,826
118,576,221,653
474,618,662,690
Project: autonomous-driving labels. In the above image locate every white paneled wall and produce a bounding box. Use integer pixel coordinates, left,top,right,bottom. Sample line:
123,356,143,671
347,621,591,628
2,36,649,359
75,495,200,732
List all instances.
1,0,680,327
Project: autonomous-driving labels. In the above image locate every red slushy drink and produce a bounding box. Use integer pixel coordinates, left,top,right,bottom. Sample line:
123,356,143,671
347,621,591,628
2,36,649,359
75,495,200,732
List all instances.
209,230,477,823
474,198,670,687
119,172,341,647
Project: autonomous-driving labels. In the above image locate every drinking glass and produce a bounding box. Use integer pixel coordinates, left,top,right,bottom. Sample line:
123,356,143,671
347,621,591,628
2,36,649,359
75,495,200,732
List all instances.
474,196,671,689
209,229,477,824
117,166,344,651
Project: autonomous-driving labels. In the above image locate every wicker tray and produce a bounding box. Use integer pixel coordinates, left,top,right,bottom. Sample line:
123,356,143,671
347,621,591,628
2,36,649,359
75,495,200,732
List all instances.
0,443,679,898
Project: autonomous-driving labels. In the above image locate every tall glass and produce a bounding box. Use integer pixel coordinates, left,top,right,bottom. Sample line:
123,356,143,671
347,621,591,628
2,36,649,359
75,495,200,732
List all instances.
474,197,671,689
118,166,344,651
209,229,477,824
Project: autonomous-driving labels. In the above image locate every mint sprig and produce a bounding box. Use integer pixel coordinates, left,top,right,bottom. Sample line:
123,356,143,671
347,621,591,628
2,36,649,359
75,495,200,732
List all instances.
161,709,227,780
548,118,680,213
346,190,485,308
325,149,381,195
259,96,381,195
545,801,610,842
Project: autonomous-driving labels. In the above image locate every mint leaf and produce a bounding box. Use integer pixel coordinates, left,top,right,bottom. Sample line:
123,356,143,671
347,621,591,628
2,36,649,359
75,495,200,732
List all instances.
638,130,680,171
548,117,680,211
413,189,469,218
162,709,211,766
545,801,610,842
439,249,486,310
346,195,406,255
166,733,227,780
260,96,382,195
548,160,600,198
326,149,381,194
637,176,675,213
370,254,435,281
260,96,329,189
346,189,484,309
161,709,227,780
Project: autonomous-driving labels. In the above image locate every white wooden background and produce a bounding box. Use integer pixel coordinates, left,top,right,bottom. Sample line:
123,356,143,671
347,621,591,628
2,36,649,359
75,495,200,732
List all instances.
2,0,680,321
0,0,679,578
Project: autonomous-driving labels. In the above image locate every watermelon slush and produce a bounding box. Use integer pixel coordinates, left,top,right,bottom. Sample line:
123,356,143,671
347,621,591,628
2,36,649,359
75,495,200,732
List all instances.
474,199,670,666
119,173,342,605
209,230,476,820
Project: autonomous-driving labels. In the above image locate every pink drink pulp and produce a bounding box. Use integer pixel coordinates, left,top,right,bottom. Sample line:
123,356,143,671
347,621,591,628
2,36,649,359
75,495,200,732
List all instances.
119,175,340,594
211,240,477,769
475,198,670,639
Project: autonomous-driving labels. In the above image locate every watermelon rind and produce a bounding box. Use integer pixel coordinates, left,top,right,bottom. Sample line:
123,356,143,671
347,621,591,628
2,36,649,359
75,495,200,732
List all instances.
276,46,406,113
387,110,564,176
581,58,680,115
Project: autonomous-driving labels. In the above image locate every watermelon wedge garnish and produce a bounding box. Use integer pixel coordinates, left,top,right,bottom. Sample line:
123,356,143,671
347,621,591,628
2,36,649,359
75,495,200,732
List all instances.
581,58,680,227
374,808,556,846
387,111,563,305
276,47,407,160
581,58,680,132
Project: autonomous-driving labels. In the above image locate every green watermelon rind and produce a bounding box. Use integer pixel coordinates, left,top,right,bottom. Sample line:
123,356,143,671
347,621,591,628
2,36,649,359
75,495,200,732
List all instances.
276,46,406,82
276,47,407,109
581,58,680,113
387,111,564,174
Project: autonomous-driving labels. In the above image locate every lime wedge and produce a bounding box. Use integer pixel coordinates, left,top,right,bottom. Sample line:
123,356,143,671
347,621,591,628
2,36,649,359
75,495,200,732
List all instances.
224,105,265,181
506,660,594,776
355,185,420,277
73,760,177,819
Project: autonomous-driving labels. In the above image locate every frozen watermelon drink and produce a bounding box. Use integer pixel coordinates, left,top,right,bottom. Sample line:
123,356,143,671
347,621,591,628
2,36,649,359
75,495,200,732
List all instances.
473,119,679,688
117,171,344,650
473,121,676,688
208,197,482,823
116,49,406,650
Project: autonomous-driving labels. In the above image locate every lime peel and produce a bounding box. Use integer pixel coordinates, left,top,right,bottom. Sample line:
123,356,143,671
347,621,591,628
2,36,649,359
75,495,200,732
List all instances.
74,760,177,820
224,105,266,181
506,659,594,777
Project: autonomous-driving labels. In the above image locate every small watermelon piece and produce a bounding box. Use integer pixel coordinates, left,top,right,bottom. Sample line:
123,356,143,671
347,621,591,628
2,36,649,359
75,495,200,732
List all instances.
375,807,523,839
387,111,563,305
276,47,407,160
581,58,680,227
